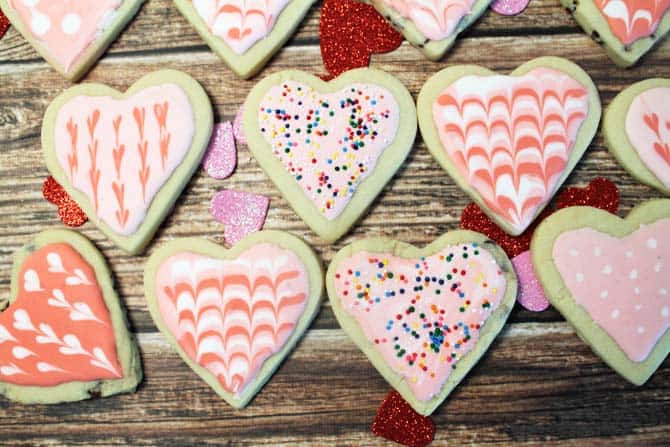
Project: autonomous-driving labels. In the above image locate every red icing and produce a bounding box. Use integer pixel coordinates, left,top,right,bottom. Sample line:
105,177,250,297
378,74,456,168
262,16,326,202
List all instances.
372,390,435,447
319,0,403,78
0,243,122,386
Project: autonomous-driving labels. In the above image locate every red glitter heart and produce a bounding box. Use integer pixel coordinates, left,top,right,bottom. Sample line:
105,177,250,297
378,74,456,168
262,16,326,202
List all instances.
319,0,403,78
0,8,9,39
372,390,435,447
43,176,88,227
460,177,619,258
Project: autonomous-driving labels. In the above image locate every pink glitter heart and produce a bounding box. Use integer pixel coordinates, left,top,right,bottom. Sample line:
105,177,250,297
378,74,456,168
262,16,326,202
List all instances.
491,0,530,15
210,189,269,245
512,250,549,312
202,122,237,179
233,106,246,146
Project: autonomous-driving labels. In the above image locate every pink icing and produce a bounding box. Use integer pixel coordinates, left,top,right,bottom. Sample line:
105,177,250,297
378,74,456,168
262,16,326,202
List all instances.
553,219,670,362
381,0,476,41
433,67,590,233
258,81,400,220
53,84,195,236
625,87,670,188
192,0,291,55
155,244,309,395
8,0,122,72
333,242,507,401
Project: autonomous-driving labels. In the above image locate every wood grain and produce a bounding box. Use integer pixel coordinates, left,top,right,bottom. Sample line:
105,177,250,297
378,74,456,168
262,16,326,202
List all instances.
0,0,669,445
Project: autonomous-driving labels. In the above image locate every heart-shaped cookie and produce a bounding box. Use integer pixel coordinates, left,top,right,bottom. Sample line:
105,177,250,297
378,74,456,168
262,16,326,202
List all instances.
532,199,670,385
41,70,214,254
326,231,517,415
0,230,141,404
144,230,323,408
243,68,417,242
369,0,493,60
0,0,145,81
562,0,670,67
418,57,601,236
173,0,315,79
604,78,670,195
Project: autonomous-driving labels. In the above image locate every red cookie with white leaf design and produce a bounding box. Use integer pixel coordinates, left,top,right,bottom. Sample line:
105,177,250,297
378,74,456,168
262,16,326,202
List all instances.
0,230,141,404
41,70,213,255
418,57,601,236
604,78,670,195
143,230,323,408
532,199,670,385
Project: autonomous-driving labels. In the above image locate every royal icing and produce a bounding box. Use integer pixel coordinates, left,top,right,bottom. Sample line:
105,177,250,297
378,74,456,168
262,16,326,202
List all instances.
594,0,670,45
553,219,670,362
8,0,122,72
333,243,506,401
0,243,122,386
625,87,670,188
192,0,291,55
381,0,476,41
155,244,309,395
433,68,590,233
258,81,400,220
53,84,196,236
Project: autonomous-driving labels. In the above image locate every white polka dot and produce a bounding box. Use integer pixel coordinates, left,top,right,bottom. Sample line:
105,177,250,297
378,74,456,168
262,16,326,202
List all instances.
655,262,662,273
594,247,602,256
638,326,645,334
634,287,640,295
569,249,579,257
660,288,668,296
662,306,669,318
576,272,584,283
647,238,657,249
30,10,50,36
600,290,608,299
61,13,81,35
602,265,613,275
611,309,620,319
635,304,642,311
629,269,638,280
625,250,634,258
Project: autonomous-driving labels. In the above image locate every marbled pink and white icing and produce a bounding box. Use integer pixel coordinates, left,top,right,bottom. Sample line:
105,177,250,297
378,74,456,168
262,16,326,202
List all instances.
53,84,195,235
154,244,309,395
192,0,291,54
8,0,123,72
333,242,507,401
433,67,590,233
381,0,477,41
258,81,400,220
625,87,670,188
553,219,670,362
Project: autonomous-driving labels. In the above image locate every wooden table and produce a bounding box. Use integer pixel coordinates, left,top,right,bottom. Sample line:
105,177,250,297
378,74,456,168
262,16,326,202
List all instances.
1,1,669,445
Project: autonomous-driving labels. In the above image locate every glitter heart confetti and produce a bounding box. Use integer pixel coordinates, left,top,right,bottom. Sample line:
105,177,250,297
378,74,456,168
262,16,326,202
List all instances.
512,250,549,312
319,0,403,78
372,390,435,447
202,122,237,179
491,0,531,15
43,176,88,227
0,8,9,39
210,189,269,245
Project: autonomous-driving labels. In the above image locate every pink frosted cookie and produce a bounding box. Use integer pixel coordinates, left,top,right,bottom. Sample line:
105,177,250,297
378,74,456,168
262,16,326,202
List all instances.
417,57,601,236
604,78,670,195
243,68,417,243
368,0,493,60
532,199,670,385
41,70,214,254
0,0,145,81
0,230,141,404
326,231,517,415
562,0,670,67
173,0,316,78
143,230,323,408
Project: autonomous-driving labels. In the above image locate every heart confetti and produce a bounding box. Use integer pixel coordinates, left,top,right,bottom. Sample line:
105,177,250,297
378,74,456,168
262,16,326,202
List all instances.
202,122,237,179
512,250,549,312
210,189,269,245
233,106,246,146
0,8,9,39
491,0,531,15
319,0,403,78
42,176,87,227
372,390,435,447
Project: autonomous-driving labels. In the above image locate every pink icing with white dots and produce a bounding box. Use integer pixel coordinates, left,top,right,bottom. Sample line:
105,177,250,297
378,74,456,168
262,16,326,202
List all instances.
258,81,400,220
553,219,670,362
8,0,122,72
